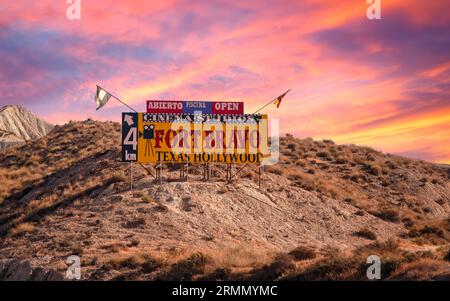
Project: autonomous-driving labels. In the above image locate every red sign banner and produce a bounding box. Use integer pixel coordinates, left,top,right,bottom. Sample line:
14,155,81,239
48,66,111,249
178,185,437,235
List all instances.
147,100,244,115
147,100,183,114
212,101,244,115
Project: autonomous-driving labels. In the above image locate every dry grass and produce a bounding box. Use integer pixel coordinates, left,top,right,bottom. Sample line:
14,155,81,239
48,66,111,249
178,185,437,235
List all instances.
282,247,361,281
264,165,284,175
9,222,35,236
407,218,450,244
122,216,146,229
288,246,317,261
247,254,296,280
444,249,450,262
141,195,154,203
101,242,125,253
93,238,450,281
278,239,450,281
105,253,163,273
205,246,274,269
157,253,211,281
389,259,450,280
353,228,377,240
373,208,400,223
217,186,228,194
153,203,169,212
0,121,126,237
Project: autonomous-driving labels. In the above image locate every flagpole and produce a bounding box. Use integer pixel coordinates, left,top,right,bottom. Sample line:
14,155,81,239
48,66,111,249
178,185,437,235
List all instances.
226,89,291,185
97,85,138,112
253,89,291,114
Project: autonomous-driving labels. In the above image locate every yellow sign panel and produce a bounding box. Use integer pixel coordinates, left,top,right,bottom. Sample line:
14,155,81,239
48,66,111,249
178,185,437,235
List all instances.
126,113,269,164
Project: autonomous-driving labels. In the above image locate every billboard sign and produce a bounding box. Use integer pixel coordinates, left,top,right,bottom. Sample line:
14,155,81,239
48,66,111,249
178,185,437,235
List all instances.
122,113,269,164
147,100,244,115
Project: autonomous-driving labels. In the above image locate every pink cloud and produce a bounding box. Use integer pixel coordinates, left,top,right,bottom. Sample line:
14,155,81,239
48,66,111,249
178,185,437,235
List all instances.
1,1,449,163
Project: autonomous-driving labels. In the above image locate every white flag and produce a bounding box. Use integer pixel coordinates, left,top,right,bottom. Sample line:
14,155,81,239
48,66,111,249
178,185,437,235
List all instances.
95,86,112,110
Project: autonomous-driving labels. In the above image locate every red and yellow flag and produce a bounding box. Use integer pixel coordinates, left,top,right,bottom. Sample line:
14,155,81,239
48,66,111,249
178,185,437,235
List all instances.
274,89,291,108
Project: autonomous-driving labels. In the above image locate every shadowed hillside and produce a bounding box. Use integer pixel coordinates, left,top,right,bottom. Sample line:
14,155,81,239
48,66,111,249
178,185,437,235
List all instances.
0,120,449,280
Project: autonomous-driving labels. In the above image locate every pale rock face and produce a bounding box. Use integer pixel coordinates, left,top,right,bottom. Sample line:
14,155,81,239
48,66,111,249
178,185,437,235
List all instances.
0,105,54,148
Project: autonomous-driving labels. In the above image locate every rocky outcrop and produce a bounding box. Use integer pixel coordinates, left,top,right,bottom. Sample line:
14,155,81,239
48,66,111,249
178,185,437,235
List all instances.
0,130,24,148
0,105,53,148
0,260,64,281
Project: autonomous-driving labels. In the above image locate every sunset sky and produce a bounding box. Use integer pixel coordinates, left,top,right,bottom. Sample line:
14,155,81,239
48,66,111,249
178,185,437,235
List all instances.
0,1,449,163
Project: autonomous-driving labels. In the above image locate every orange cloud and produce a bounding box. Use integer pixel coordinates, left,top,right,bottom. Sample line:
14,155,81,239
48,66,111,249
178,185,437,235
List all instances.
1,1,449,164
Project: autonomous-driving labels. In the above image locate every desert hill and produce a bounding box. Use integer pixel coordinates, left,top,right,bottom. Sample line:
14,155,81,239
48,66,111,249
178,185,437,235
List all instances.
0,105,53,149
0,129,24,149
0,119,449,280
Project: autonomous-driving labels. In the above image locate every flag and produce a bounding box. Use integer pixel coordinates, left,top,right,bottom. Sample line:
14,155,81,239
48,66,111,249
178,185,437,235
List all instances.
274,89,291,108
95,86,112,110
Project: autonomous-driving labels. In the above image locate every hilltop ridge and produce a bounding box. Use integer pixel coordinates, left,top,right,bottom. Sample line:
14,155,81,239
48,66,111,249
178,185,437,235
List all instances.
0,119,448,280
